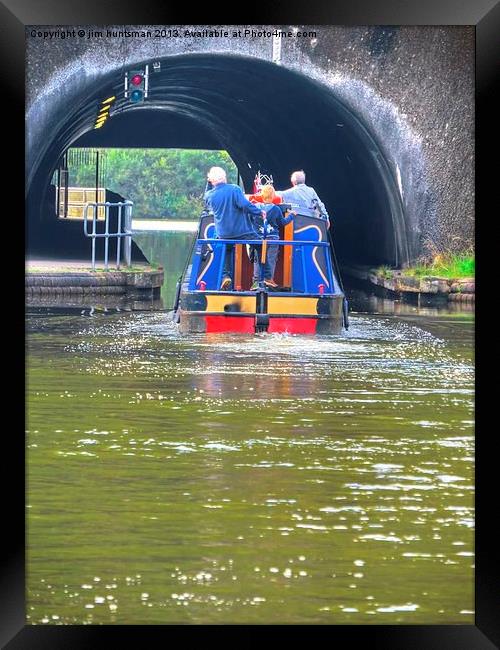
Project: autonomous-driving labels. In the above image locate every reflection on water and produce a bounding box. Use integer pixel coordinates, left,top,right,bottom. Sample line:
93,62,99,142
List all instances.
133,230,195,308
347,287,475,318
26,307,474,624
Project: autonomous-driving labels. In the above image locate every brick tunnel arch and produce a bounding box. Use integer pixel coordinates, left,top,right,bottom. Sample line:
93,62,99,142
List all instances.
27,53,410,267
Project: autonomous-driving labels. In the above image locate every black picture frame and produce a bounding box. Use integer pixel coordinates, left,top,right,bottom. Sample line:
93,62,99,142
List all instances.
8,0,499,646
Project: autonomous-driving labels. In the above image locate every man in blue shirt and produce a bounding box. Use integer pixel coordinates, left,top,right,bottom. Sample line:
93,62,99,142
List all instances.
204,167,265,290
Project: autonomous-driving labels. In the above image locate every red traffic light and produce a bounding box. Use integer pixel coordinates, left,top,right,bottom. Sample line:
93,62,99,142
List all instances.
130,74,143,86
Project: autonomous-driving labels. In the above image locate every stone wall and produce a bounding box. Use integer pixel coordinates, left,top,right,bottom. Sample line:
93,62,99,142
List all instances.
26,25,474,258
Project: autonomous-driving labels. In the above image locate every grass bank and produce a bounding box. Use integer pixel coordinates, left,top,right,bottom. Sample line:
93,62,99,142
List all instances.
379,254,474,280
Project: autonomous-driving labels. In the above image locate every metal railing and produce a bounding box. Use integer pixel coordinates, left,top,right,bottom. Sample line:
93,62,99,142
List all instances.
83,201,133,270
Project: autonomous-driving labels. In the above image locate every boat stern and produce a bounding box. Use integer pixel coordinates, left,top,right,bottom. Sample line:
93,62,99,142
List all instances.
178,290,344,334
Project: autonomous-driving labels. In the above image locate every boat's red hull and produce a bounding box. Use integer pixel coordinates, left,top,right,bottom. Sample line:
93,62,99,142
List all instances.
203,314,318,334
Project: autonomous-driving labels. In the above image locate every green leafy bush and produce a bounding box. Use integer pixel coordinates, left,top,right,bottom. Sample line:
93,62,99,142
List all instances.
69,148,238,219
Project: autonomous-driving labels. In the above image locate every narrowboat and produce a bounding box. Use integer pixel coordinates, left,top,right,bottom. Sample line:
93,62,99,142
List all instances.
172,203,349,334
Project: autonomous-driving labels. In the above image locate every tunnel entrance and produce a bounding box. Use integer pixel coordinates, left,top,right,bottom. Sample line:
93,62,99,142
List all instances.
27,53,408,267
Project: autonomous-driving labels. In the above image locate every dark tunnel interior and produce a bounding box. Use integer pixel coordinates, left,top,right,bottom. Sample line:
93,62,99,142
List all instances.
27,53,407,267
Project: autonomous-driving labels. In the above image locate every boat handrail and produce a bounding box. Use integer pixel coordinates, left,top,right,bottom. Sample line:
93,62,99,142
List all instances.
190,236,337,299
196,238,329,247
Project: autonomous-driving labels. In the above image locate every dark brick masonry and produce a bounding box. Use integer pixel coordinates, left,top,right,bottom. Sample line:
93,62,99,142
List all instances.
26,267,164,296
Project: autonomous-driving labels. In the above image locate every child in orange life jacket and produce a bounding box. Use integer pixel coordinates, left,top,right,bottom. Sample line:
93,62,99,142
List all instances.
251,185,294,290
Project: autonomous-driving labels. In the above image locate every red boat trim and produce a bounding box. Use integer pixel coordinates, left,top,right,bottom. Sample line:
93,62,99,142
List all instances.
205,315,255,333
267,317,317,334
203,314,320,334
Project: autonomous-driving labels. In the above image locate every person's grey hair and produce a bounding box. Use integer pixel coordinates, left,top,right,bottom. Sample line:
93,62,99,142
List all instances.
291,170,306,185
208,166,227,184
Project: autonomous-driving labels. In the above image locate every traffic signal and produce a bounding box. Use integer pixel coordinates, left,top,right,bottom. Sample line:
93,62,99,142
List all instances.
125,67,149,103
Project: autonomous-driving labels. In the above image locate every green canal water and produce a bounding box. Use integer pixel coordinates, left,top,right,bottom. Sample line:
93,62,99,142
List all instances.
26,304,474,625
133,230,195,308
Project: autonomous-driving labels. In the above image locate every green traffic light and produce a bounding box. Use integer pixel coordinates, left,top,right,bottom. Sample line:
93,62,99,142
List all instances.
130,89,143,102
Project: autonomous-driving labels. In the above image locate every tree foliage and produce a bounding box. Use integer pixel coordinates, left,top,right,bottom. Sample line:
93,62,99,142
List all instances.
69,148,238,219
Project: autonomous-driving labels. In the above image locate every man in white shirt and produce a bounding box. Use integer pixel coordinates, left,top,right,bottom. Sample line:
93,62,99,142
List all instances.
278,170,331,229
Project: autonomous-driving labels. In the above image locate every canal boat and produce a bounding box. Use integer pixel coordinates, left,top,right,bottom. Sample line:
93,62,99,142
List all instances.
173,201,348,334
